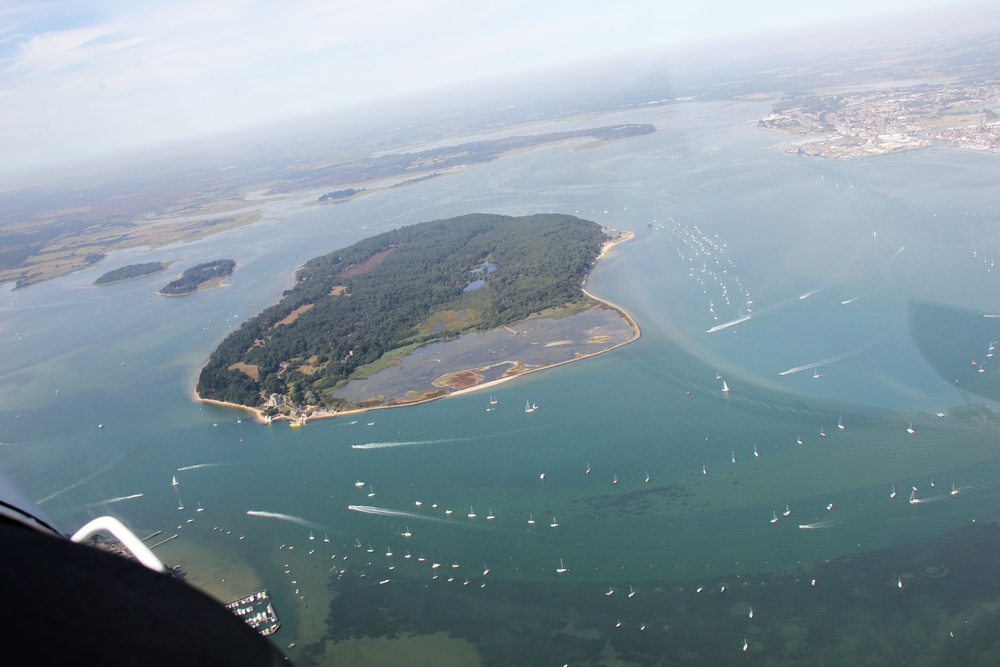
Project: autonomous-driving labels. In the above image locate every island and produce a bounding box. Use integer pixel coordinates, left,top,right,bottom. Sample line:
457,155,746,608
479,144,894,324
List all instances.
196,214,637,421
94,261,168,286
159,259,235,296
318,188,364,202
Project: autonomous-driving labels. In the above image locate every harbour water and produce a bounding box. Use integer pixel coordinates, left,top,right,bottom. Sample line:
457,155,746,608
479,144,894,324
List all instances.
4,101,1000,664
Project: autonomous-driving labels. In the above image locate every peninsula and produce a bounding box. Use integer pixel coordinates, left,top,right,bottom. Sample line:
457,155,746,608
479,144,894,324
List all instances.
196,214,636,420
159,259,235,296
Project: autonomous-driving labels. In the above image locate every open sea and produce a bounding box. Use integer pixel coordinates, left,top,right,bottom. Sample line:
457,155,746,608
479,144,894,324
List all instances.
4,101,1000,665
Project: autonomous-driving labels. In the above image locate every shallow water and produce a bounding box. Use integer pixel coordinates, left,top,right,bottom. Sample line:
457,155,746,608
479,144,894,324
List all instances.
3,101,1000,665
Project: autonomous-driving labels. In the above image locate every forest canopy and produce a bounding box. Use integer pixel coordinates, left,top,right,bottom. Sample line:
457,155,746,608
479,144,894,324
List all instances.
159,259,235,296
196,214,606,408
94,261,166,285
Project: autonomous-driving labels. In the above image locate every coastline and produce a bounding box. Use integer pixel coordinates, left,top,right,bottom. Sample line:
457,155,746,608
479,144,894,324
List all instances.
192,227,638,423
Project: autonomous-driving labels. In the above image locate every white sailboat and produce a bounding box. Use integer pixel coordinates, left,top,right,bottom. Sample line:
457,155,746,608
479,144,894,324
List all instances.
732,451,736,463
355,480,365,487
367,543,375,553
586,462,591,474
783,504,791,517
909,487,919,505
196,502,204,513
368,486,376,498
906,423,915,434
468,507,476,519
753,444,759,457
386,547,393,557
703,464,707,474
628,586,636,598
797,435,803,445
897,576,903,589
645,471,650,483
172,476,179,486
820,427,826,437
606,586,614,597
528,513,535,525
743,638,748,652
309,530,315,541
550,517,559,528
525,401,535,413
838,416,845,430
749,604,754,619
952,482,960,495
489,396,498,405
613,474,618,485
722,380,730,393
770,511,779,524
402,526,412,537
405,551,411,559
556,559,568,574
890,485,896,498
483,564,490,575
354,538,362,549
486,509,495,520
177,499,184,510
323,533,330,542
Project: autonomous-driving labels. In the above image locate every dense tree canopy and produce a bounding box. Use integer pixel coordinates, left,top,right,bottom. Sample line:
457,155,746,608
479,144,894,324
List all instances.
159,259,235,296
197,214,606,408
94,261,165,285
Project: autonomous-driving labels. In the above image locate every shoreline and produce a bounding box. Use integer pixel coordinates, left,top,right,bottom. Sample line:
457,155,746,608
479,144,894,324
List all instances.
192,227,638,423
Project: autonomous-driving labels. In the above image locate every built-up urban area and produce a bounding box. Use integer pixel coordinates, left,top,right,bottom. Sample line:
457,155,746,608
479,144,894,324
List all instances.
758,82,1000,158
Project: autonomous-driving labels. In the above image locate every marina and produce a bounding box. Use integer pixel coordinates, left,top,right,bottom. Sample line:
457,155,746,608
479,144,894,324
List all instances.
224,590,280,637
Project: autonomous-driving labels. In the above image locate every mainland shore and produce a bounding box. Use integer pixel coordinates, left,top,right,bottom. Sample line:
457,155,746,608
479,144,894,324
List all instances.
192,227,638,424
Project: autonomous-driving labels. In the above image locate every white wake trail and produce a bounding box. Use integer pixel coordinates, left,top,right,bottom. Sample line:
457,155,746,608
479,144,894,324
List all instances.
80,493,144,509
348,505,450,523
798,289,820,300
246,511,323,528
177,463,224,471
352,438,467,450
798,519,841,529
778,355,844,376
706,315,750,334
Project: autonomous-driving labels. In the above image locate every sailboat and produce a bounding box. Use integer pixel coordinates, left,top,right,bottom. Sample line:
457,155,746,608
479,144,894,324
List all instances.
952,483,960,496
783,504,791,517
528,513,535,525
770,511,779,524
525,401,535,413
486,509,495,520
613,475,618,485
177,499,184,511
906,423,915,434
483,564,490,575
897,576,903,589
732,451,736,463
813,369,821,379
367,543,375,553
930,478,935,487
386,547,393,557
753,444,759,457
354,538,362,549
797,435,803,445
172,476,179,486
405,551,411,559
586,462,591,474
489,396,498,405
749,604,754,619
323,534,329,542
402,526,412,537
355,480,365,487
368,486,376,498
628,586,636,598
909,487,919,505
820,427,826,437
722,380,730,393
645,471,650,483
196,502,204,513
703,464,707,474
309,531,315,541
606,586,614,597
468,507,476,519
890,485,896,498
716,372,722,380
743,638,748,652
838,416,845,430
556,559,568,574
550,517,559,528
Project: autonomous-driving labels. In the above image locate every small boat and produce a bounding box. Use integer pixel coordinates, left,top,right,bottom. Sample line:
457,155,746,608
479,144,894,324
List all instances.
770,511,779,524
951,483,960,496
606,586,614,597
722,381,730,393
172,476,179,486
783,504,791,517
431,562,441,569
368,486,376,498
367,422,374,426
452,561,460,569
323,534,330,542
197,503,204,513
613,475,618,485
354,538,362,549
696,587,703,593
716,372,722,380
525,401,535,413
550,517,559,528
290,422,302,428
586,462,591,474
813,369,821,379
556,559,568,574
431,504,438,508
936,412,946,418
445,509,453,515
177,500,184,510
486,510,495,520
528,513,535,525
490,396,498,405
418,555,426,562
732,451,736,463
749,604,754,619
897,576,903,589
640,624,646,631
386,547,393,557
379,579,390,585
309,531,315,541
826,503,834,510
906,423,915,434
753,444,759,457
355,480,365,487
838,417,845,430
532,403,538,411
890,485,896,498
703,464,707,474
628,586,635,598
820,427,826,437
415,501,422,506
720,586,726,593
402,526,412,538
909,487,919,504
405,551,411,559
615,620,621,628
468,507,476,519
797,435,803,445
483,565,490,575
930,478,935,487
539,474,545,480
743,638,748,652
367,543,374,553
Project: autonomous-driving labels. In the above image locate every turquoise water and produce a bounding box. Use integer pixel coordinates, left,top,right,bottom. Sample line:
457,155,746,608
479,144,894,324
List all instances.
4,102,1000,664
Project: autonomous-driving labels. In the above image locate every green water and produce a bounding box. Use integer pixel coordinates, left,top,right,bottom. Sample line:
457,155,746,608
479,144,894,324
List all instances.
4,101,1000,665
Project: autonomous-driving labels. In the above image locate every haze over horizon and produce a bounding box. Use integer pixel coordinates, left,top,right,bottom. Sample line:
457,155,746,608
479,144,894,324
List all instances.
2,0,996,181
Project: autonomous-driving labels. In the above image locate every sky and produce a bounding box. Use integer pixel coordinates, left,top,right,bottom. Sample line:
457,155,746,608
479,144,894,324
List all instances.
0,0,987,180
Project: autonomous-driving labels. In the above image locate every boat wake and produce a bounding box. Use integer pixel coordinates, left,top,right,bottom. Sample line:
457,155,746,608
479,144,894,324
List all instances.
779,354,846,376
798,519,841,529
177,463,224,471
80,493,143,509
246,510,323,528
706,315,751,334
348,505,451,523
352,438,467,450
798,289,821,300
